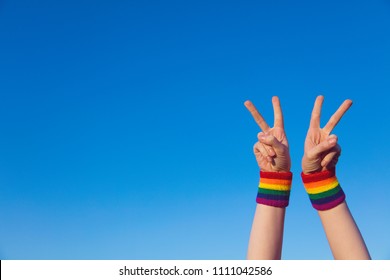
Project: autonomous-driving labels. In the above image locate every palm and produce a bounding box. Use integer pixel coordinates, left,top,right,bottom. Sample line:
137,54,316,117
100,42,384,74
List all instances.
302,96,352,173
270,127,288,146
302,127,328,172
256,127,290,171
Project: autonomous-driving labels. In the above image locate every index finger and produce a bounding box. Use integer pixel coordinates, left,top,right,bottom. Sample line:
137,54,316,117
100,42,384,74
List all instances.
323,99,353,134
244,100,270,132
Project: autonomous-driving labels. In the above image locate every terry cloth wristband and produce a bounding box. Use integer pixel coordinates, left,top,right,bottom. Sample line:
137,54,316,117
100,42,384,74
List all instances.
301,169,346,211
256,171,292,208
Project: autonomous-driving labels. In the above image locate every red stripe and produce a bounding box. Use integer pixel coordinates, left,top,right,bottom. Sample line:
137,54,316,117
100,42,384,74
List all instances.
301,168,336,183
260,171,293,180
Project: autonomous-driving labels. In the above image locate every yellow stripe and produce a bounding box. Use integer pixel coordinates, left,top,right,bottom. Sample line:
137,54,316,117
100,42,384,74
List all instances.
259,182,291,191
305,180,339,194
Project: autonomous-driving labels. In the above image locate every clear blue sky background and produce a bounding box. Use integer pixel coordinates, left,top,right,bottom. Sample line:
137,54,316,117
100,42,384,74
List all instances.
0,0,389,260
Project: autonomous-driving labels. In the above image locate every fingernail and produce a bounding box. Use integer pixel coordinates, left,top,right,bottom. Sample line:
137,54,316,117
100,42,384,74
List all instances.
328,138,336,144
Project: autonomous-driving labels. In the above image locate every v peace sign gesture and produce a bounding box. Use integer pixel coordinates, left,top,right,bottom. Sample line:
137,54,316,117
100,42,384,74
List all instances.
302,96,353,174
244,96,291,172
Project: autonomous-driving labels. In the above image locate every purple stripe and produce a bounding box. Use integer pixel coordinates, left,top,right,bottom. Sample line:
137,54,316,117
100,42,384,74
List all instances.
312,194,346,211
257,192,290,201
256,197,289,208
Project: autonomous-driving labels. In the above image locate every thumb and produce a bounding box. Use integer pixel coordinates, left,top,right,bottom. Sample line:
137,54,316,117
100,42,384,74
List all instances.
307,135,338,160
259,135,285,154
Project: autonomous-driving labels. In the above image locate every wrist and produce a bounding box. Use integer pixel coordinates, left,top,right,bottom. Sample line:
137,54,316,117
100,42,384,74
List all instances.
261,168,291,173
256,171,293,208
301,164,322,175
301,168,346,211
302,170,320,175
301,166,324,174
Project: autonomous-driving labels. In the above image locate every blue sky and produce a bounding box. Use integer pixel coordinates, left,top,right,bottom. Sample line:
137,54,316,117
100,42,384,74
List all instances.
0,0,389,259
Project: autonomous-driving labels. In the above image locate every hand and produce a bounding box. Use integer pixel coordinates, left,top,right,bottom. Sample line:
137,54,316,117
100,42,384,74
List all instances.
302,96,352,174
244,96,291,172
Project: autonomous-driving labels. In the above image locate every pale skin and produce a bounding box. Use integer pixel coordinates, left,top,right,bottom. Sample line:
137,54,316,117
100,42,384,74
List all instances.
303,96,371,260
245,95,370,260
245,96,291,260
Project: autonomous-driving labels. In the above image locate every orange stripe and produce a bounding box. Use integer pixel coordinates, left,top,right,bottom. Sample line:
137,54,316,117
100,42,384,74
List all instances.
305,180,339,194
304,177,337,189
261,178,292,185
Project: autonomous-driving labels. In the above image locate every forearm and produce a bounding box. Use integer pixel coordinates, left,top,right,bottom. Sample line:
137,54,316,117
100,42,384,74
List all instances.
318,201,371,259
302,169,371,260
247,171,292,260
247,204,285,259
244,97,291,260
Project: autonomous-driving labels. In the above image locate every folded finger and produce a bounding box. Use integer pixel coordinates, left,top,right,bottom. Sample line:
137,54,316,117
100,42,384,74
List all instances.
257,132,276,156
258,134,285,155
321,144,341,167
254,142,273,162
306,135,338,160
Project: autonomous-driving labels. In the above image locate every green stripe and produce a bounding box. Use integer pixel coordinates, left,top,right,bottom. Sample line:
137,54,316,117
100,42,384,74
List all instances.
258,188,290,196
308,184,341,200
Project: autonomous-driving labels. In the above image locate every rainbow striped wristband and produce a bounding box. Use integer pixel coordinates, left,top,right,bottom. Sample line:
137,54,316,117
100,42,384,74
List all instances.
301,169,346,211
256,171,292,208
